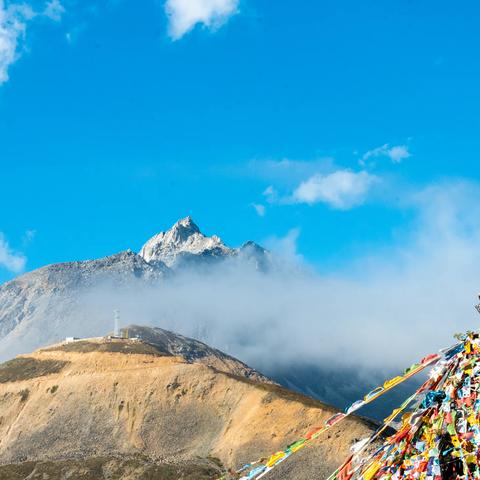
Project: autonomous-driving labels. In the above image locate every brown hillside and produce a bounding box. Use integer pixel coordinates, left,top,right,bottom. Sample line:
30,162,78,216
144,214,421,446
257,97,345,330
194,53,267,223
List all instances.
0,333,377,479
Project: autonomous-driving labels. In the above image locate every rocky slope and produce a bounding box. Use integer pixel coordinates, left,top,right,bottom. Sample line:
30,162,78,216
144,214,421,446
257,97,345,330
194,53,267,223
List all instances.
0,326,378,480
0,218,270,360
0,250,164,337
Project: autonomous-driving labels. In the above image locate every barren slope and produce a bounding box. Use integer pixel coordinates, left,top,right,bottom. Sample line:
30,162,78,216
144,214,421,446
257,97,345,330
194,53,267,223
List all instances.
0,334,377,479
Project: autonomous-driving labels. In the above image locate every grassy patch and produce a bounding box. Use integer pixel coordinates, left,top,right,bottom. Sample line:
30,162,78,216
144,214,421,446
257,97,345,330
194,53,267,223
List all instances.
0,358,69,384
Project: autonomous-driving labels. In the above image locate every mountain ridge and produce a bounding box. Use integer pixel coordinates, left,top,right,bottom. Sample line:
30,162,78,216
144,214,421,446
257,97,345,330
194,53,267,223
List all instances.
139,216,269,269
0,218,270,361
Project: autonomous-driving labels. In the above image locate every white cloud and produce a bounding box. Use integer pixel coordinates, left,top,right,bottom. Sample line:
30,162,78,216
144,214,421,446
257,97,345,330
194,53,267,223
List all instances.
388,145,410,163
292,169,379,209
251,203,266,217
361,143,411,165
0,233,26,273
165,0,239,40
44,0,65,21
50,180,480,378
0,2,30,84
251,159,380,210
264,228,303,264
0,0,63,85
262,185,278,204
22,229,36,246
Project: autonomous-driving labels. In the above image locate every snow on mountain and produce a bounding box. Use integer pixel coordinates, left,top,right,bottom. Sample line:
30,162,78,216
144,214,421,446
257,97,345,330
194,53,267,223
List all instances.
139,217,234,267
139,216,270,270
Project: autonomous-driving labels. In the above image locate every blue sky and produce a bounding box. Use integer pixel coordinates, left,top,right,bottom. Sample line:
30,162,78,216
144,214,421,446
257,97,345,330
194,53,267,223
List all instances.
2,0,480,283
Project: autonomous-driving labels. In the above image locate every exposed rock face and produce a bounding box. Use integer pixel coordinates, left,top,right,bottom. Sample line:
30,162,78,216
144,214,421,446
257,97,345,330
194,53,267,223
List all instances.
0,250,167,360
139,217,233,268
0,218,270,360
0,328,378,479
139,216,270,270
122,325,269,381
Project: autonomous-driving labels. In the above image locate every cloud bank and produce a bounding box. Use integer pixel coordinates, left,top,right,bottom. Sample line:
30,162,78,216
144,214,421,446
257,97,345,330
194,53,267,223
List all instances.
1,179,479,418
165,0,239,40
37,179,478,380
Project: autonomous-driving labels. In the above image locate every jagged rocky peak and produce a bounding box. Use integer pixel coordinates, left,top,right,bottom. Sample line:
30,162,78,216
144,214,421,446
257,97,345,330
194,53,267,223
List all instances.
139,216,234,267
174,215,200,234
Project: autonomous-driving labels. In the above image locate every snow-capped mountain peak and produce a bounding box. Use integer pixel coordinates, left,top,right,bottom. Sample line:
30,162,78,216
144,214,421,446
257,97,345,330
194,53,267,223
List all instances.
139,217,233,267
172,216,200,236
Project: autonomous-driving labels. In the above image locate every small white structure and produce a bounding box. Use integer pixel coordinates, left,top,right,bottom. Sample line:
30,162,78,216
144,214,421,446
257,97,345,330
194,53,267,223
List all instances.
65,337,80,343
114,309,120,337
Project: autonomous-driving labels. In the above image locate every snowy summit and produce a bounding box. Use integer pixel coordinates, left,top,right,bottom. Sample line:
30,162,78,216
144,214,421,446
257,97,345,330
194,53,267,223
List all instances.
139,216,235,267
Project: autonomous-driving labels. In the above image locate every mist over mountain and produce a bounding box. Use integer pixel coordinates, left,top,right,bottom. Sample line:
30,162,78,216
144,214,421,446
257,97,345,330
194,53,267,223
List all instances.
1,212,478,421
0,217,271,361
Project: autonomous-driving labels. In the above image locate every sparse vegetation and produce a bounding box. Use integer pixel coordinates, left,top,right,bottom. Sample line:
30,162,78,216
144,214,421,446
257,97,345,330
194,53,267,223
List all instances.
207,455,224,469
213,367,337,410
46,341,171,357
212,368,383,431
50,385,58,394
0,456,220,480
18,389,29,402
0,357,69,383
